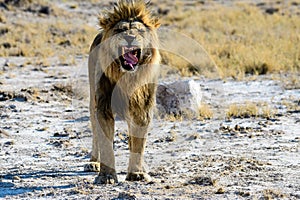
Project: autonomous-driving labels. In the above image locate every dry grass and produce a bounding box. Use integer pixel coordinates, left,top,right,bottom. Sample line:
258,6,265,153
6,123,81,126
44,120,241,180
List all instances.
1,1,299,78
261,105,277,119
226,101,278,119
263,189,286,199
0,0,97,61
226,102,258,118
0,21,96,59
198,103,213,120
161,2,300,78
161,103,214,121
0,12,6,23
281,74,300,89
282,98,300,113
163,114,183,122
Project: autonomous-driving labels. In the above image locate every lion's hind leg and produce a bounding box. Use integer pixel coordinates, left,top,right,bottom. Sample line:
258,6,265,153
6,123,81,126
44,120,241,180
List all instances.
83,95,101,172
83,129,101,173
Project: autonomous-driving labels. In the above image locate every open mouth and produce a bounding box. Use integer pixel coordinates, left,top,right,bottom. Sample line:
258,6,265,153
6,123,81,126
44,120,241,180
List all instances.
119,46,141,71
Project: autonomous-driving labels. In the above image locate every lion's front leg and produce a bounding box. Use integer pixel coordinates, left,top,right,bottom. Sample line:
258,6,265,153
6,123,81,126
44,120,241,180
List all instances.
93,110,118,184
126,124,152,182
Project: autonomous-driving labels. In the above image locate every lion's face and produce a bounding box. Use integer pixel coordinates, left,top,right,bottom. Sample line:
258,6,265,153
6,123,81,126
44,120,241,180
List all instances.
108,19,154,72
97,0,160,73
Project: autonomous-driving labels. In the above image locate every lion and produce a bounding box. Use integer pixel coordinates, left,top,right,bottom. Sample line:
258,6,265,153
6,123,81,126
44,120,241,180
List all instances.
86,0,161,184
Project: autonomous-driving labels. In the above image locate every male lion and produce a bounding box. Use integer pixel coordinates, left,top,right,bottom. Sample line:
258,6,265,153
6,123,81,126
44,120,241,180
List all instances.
87,0,160,184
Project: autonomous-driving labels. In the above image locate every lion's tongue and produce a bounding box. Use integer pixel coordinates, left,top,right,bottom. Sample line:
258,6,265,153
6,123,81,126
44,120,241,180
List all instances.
124,52,138,69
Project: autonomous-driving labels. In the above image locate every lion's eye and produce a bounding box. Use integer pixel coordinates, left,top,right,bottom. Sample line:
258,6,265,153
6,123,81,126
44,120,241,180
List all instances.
115,28,127,33
138,28,146,33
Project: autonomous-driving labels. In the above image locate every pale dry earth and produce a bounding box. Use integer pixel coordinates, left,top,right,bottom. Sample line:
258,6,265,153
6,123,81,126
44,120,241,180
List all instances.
0,56,299,199
1,0,300,199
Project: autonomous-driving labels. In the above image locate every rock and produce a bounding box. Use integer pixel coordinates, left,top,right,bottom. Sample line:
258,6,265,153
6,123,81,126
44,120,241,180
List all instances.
0,27,9,36
4,140,14,147
13,176,21,181
187,133,200,140
0,90,31,102
39,6,52,15
216,187,225,194
84,162,100,172
112,192,137,200
265,8,279,15
53,132,69,137
156,80,202,117
0,91,14,101
0,129,9,137
189,176,217,186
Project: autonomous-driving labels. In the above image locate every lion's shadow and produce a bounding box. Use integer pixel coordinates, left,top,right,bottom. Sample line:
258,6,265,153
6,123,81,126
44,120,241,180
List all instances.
0,169,95,198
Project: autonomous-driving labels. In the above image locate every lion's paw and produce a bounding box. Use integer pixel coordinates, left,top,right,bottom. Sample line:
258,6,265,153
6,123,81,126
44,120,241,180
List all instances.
83,162,100,172
126,172,152,182
94,172,118,184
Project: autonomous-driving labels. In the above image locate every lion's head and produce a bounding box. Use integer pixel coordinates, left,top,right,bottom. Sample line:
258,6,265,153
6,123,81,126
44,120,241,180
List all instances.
98,0,160,72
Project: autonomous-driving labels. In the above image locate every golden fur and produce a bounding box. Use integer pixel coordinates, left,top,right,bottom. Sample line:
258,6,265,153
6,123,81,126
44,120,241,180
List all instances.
87,0,161,184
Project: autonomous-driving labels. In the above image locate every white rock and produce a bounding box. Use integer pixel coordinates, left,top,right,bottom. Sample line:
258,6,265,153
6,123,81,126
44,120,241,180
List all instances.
156,80,202,117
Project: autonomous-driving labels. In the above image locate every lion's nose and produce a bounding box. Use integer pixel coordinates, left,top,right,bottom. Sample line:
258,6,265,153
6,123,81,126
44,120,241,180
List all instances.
124,35,135,45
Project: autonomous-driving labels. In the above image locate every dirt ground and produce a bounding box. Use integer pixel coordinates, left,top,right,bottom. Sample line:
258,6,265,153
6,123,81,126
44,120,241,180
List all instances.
0,0,300,199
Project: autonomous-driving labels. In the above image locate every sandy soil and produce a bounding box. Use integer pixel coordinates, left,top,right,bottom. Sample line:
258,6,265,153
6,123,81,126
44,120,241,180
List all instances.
1,0,300,199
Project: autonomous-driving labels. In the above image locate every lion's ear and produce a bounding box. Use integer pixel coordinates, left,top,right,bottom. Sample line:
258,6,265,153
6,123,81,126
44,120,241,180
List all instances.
153,18,161,29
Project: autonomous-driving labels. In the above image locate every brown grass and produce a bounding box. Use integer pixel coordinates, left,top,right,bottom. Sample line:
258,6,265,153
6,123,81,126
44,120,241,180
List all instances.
1,1,299,78
282,98,300,113
0,20,96,59
263,189,286,199
0,1,97,60
198,103,213,120
164,114,183,122
161,2,300,78
226,101,278,119
0,13,6,23
226,102,258,118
